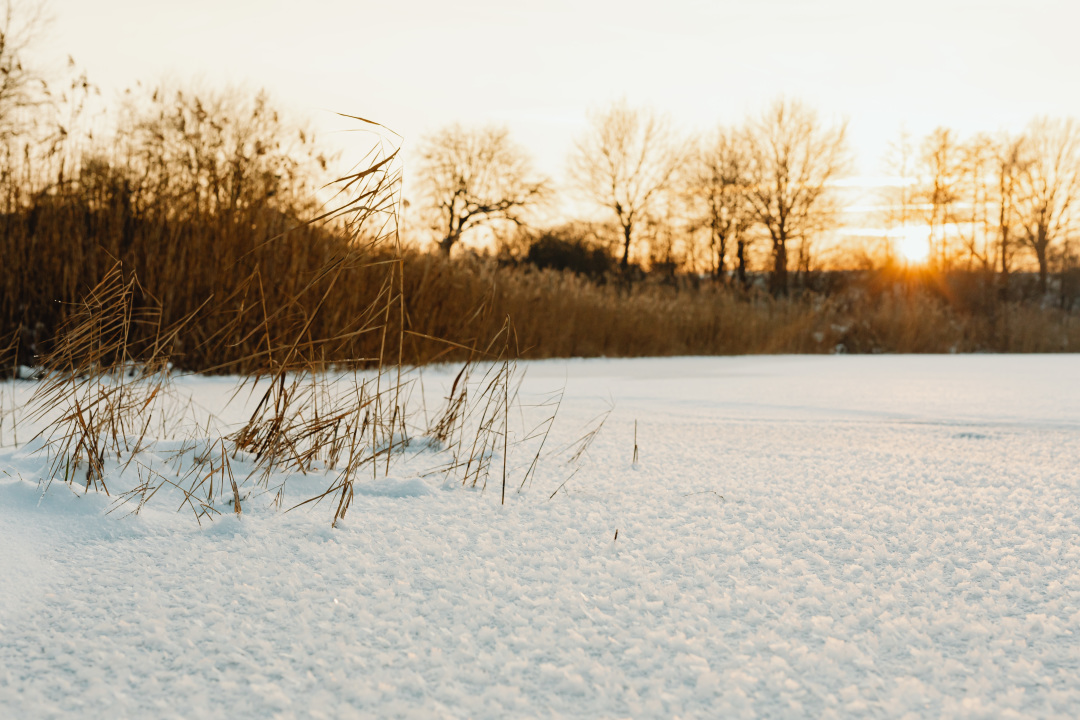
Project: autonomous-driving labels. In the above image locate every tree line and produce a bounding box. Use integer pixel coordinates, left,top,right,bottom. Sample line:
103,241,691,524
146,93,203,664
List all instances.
417,102,1080,297
1,0,1078,306
882,121,1080,293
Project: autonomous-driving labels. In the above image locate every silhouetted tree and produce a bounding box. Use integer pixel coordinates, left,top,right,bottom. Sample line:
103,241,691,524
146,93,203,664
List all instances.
917,127,964,268
889,128,1025,277
642,201,686,279
125,87,325,218
684,127,752,283
957,133,996,270
568,101,683,270
742,99,849,294
1014,117,1080,294
417,124,549,256
0,0,47,140
880,129,922,266
991,134,1026,283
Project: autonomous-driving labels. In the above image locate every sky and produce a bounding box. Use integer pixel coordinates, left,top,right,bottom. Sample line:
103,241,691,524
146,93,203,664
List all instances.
42,0,1080,187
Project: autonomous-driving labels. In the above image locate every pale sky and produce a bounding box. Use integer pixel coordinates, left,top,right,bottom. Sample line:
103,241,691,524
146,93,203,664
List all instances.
43,0,1080,183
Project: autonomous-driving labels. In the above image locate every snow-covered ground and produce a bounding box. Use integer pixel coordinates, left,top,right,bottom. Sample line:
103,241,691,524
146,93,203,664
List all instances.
1,355,1079,719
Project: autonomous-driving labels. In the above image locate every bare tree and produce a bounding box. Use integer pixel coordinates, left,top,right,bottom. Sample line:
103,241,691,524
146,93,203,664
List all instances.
741,98,849,294
880,129,917,265
640,198,686,278
896,128,1024,278
991,134,1026,283
122,87,327,219
417,124,549,256
958,134,989,269
0,0,48,140
1014,117,1080,294
916,127,965,268
684,127,753,283
568,101,683,270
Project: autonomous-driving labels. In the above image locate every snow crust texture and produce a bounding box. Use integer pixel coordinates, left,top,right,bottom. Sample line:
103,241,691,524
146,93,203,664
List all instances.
1,355,1079,719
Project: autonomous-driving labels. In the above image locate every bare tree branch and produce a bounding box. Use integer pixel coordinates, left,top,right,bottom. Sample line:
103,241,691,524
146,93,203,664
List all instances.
0,0,49,140
1015,117,1080,294
568,101,684,270
741,98,849,295
682,127,754,284
417,124,550,256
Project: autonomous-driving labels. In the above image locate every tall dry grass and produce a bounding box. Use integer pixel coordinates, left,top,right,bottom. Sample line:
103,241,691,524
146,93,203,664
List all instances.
5,209,1079,369
396,256,1079,360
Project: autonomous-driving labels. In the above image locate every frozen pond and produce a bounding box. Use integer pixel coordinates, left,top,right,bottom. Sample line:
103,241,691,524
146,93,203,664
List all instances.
1,355,1078,718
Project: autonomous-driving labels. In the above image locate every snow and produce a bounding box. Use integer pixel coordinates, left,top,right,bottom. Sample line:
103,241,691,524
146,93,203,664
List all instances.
1,355,1079,718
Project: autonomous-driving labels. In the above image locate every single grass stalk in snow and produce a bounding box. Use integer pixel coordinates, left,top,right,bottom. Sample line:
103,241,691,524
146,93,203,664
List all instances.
633,419,639,466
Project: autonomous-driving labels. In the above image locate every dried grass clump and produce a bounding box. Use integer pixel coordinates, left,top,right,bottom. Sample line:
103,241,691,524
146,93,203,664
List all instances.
421,319,522,503
28,264,194,495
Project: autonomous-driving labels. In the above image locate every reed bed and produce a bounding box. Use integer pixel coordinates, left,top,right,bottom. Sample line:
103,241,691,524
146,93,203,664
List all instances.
4,212,1078,371
396,257,1079,360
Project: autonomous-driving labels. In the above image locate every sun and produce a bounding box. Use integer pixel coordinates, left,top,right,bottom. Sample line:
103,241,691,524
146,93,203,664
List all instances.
894,228,930,264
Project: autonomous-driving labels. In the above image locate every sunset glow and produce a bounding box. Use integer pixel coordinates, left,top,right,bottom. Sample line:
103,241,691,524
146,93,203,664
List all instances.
895,228,931,264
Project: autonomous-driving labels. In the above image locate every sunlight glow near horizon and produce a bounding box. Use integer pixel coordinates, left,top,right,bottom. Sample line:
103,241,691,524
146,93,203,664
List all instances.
894,229,932,265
